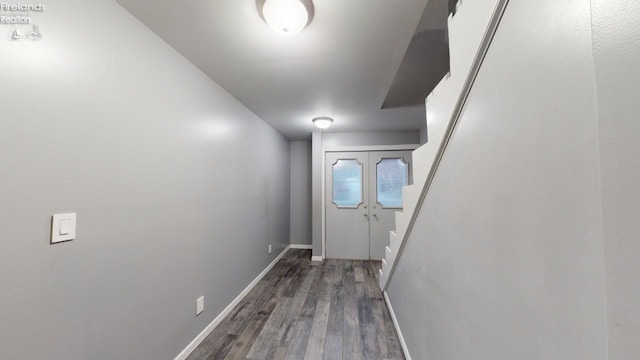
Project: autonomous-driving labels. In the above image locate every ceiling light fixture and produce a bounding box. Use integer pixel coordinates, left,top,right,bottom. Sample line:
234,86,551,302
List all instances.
312,117,333,130
257,0,314,36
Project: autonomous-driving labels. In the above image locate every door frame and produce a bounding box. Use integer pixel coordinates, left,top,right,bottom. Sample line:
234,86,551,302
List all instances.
321,144,419,260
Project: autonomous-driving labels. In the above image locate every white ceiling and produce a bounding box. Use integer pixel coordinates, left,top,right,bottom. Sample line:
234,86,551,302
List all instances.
117,0,436,139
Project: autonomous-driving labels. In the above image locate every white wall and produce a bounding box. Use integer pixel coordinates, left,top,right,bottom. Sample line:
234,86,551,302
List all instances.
387,0,609,358
592,0,640,358
290,141,312,246
0,1,289,359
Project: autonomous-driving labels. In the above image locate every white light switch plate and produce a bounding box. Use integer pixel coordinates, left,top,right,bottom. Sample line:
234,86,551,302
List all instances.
51,213,77,244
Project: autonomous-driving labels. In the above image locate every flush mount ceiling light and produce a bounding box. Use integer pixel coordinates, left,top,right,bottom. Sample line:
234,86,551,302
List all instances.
256,0,314,36
312,117,333,130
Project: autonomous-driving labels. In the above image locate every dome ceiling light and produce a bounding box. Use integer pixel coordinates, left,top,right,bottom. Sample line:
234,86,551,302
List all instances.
256,0,314,36
312,117,333,130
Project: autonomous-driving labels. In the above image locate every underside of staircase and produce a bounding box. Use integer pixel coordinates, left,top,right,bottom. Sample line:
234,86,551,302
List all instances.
379,0,506,290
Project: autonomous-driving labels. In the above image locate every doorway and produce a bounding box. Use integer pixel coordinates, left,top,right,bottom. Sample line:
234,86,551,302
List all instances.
325,151,412,259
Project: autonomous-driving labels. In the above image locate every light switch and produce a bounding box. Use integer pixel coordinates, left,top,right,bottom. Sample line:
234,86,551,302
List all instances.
51,213,77,244
59,219,71,235
196,296,204,315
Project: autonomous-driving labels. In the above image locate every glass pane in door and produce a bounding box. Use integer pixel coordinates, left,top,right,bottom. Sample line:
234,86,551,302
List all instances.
332,159,363,208
376,158,408,208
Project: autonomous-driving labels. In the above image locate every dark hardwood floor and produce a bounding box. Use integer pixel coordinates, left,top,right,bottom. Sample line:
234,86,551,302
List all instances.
187,249,405,360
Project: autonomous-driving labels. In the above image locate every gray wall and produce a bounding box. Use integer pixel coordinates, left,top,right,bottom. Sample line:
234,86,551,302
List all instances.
592,0,640,358
0,1,289,359
311,131,420,257
290,141,312,246
419,126,428,145
311,132,323,256
387,0,609,358
321,130,420,148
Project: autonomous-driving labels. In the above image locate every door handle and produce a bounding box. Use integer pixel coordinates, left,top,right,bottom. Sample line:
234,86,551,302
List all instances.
363,212,369,218
372,212,377,217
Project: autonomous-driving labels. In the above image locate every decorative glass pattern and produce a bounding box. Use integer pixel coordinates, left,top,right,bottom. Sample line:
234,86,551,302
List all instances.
332,159,363,208
376,158,408,208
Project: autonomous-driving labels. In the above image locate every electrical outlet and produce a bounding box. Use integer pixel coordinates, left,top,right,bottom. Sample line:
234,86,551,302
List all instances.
268,244,272,254
196,296,204,316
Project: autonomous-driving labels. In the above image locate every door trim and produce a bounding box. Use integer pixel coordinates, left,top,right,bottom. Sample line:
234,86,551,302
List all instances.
321,144,419,260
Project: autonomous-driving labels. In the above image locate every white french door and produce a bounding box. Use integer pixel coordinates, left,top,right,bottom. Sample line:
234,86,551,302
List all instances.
325,151,412,259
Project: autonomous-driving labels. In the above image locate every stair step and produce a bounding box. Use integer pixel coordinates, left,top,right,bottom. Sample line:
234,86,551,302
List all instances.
389,230,400,253
412,146,431,187
402,184,419,216
382,250,392,272
386,243,399,266
394,211,409,237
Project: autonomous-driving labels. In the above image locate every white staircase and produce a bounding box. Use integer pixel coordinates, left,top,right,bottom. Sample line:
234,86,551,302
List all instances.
379,0,503,290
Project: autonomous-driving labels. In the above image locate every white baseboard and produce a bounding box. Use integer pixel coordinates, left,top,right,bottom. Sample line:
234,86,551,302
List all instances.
289,244,313,250
173,245,291,360
383,291,412,360
311,256,323,262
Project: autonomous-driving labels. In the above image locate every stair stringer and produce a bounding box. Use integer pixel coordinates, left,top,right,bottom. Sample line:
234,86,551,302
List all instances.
379,0,502,290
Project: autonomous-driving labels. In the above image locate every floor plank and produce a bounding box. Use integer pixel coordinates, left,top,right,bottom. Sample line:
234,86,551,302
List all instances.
271,267,318,358
285,317,313,360
224,315,269,360
188,250,405,360
303,298,330,360
245,297,294,359
343,261,363,359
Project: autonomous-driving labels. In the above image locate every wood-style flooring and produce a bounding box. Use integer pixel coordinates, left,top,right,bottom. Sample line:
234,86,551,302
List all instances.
187,249,405,360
